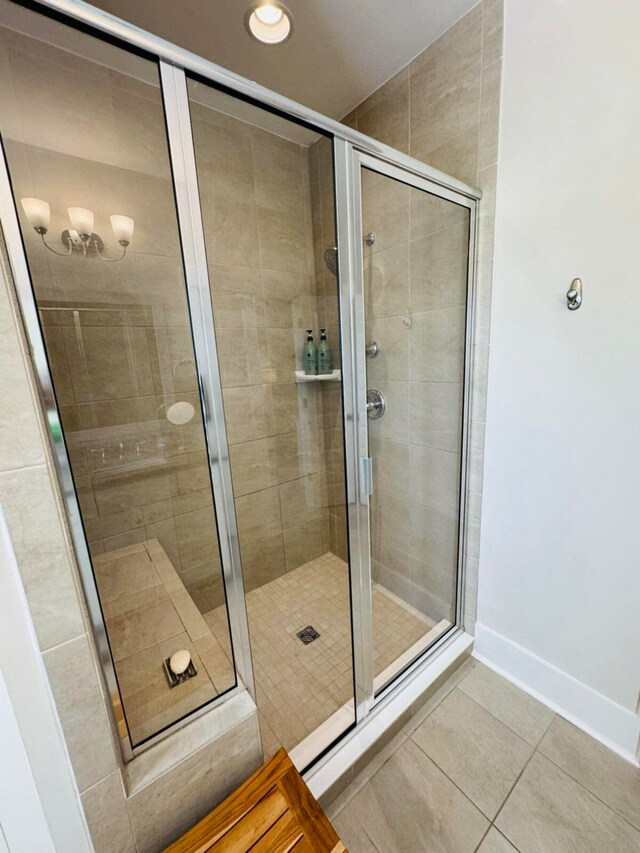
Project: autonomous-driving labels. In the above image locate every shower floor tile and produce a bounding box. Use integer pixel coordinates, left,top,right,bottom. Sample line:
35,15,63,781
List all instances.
205,552,438,760
94,540,235,746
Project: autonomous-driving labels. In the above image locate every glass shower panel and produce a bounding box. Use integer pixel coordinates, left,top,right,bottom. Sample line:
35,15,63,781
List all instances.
0,8,236,748
186,77,355,763
360,166,470,694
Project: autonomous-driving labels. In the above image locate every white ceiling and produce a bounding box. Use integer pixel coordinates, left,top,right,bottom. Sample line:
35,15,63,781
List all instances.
90,0,478,120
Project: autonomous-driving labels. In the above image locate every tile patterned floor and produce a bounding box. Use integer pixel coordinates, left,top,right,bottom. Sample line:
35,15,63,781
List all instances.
206,552,436,759
327,658,640,853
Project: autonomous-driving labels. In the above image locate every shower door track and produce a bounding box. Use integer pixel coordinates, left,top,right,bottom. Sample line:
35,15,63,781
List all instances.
0,0,481,767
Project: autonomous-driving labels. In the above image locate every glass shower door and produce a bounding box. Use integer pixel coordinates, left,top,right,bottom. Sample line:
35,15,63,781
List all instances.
0,8,240,755
184,76,356,765
356,155,472,696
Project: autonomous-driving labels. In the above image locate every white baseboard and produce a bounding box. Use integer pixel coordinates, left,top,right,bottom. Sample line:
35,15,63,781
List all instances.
474,623,640,766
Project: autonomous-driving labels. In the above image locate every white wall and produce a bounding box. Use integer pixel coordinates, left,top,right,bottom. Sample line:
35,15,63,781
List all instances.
477,0,640,761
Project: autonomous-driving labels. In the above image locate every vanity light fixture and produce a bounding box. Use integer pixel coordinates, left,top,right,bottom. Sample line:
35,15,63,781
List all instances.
20,198,134,261
245,1,293,44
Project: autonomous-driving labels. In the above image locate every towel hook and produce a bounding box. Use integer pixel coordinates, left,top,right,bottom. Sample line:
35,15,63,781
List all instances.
566,278,583,310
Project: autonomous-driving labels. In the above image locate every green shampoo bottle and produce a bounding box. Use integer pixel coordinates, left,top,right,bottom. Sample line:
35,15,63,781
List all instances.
318,328,332,375
304,330,318,375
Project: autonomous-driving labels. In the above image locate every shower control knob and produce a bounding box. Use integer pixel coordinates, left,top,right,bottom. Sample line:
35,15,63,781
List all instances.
366,389,386,419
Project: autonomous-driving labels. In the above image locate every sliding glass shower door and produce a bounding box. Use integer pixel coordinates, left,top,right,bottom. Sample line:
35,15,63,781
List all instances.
182,74,356,764
346,151,474,703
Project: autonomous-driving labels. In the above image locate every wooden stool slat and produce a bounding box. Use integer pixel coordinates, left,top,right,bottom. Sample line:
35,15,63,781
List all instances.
164,749,346,853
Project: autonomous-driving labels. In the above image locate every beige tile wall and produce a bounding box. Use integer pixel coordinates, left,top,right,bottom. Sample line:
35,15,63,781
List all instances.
191,104,337,592
335,0,502,631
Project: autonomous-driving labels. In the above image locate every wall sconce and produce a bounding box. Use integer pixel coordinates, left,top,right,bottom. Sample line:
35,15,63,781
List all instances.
20,198,134,262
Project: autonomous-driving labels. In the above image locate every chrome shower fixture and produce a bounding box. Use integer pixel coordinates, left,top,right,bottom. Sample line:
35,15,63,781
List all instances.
323,246,338,276
323,232,376,277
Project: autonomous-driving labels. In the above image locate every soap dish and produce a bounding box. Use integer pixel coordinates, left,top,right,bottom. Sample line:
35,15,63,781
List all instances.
163,656,198,688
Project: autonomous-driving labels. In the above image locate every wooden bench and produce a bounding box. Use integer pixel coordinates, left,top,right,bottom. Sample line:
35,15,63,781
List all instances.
164,748,347,852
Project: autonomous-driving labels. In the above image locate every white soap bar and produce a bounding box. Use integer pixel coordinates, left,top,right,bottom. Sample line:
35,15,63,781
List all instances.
169,649,191,675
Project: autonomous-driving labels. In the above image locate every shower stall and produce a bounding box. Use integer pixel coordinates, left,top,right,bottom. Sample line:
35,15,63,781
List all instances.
0,0,478,771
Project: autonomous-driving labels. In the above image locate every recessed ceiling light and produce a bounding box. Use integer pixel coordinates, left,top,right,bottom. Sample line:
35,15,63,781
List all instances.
245,2,293,44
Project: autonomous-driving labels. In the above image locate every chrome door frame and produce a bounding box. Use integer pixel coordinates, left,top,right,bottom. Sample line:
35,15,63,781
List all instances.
0,0,481,762
159,62,255,703
343,148,479,712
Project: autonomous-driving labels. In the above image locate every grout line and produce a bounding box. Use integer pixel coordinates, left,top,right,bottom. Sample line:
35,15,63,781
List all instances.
472,824,492,853
457,677,555,749
408,684,533,822
332,661,477,818
532,746,640,836
410,740,492,820
41,630,87,656
0,460,47,477
490,746,536,828
531,705,555,749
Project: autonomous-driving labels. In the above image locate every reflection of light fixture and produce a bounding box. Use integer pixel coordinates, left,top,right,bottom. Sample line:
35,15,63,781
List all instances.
245,2,293,44
20,198,134,261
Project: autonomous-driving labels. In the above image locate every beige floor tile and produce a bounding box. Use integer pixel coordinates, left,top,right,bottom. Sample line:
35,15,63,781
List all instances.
458,661,554,746
538,716,640,830
411,688,533,818
332,739,488,853
327,730,408,820
331,812,381,852
496,752,640,853
402,655,477,736
477,827,518,852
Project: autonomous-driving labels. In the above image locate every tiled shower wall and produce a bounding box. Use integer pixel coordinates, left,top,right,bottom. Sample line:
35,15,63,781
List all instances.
191,105,336,593
340,0,502,632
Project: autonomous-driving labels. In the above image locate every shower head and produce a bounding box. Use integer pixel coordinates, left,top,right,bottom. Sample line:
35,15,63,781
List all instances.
323,246,338,277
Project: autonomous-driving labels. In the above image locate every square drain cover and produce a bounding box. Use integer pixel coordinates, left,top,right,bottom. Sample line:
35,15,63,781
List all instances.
296,625,320,645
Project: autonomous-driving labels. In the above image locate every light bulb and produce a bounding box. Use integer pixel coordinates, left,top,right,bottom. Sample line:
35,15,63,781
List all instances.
246,2,292,44
67,207,94,238
255,4,283,25
21,198,50,232
110,214,134,246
